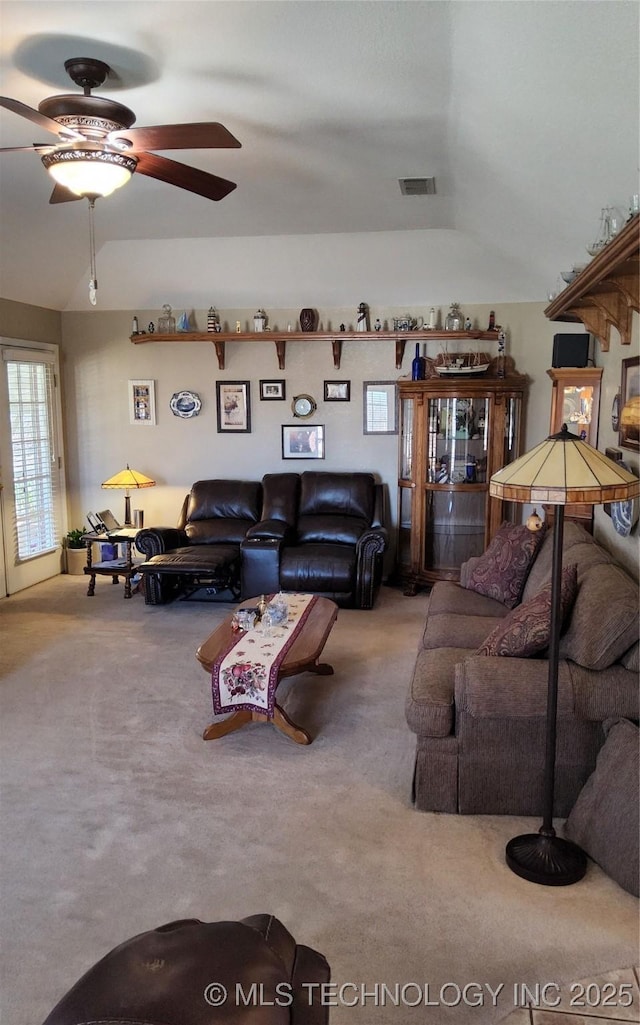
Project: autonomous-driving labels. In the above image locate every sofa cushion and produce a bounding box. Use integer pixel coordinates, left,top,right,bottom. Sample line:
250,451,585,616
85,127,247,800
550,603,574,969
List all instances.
406,647,471,737
296,514,368,546
427,580,509,619
299,471,375,521
423,613,508,651
621,640,639,673
477,564,578,658
142,545,240,574
462,521,546,609
522,522,608,600
564,718,639,896
559,562,639,670
186,480,262,524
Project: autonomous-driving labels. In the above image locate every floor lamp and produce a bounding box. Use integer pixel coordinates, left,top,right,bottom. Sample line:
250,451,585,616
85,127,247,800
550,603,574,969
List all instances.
101,464,156,526
490,425,639,886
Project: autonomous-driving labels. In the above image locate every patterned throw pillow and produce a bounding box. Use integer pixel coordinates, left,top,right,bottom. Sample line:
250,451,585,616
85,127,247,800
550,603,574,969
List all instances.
463,521,546,609
476,564,578,657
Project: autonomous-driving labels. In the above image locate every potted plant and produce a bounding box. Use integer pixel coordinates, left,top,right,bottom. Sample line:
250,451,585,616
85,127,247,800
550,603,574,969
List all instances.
64,528,87,575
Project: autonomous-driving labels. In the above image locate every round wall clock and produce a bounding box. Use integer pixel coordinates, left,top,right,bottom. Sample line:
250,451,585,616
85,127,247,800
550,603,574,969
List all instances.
292,394,317,419
170,390,202,418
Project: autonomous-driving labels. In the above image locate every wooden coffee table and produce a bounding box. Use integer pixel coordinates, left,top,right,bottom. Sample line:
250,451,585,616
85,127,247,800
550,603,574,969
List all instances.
195,596,338,745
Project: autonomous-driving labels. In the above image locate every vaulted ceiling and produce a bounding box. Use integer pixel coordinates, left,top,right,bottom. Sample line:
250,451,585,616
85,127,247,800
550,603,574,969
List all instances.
0,1,638,311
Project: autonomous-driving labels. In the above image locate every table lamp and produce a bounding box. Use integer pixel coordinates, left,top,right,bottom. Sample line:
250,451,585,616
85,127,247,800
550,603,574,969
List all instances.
490,425,639,886
101,464,155,525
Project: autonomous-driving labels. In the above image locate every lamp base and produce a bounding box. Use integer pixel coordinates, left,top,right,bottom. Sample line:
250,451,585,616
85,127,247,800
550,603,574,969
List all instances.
506,833,587,886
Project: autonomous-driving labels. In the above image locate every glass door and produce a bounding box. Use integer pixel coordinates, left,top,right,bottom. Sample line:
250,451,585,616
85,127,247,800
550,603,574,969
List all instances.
0,340,66,594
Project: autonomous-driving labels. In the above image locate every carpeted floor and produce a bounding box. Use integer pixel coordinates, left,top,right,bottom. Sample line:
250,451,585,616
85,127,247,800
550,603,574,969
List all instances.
0,576,637,1024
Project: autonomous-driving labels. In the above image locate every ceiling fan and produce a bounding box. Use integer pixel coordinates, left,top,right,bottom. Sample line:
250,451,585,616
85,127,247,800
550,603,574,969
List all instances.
0,56,241,204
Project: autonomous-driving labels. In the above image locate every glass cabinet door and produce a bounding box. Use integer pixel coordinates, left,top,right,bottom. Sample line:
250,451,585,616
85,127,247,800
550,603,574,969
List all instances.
424,490,487,573
400,396,414,481
426,397,489,484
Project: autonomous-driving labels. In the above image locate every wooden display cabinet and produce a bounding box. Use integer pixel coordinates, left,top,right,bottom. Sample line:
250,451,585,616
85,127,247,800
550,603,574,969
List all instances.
544,366,603,532
397,372,528,592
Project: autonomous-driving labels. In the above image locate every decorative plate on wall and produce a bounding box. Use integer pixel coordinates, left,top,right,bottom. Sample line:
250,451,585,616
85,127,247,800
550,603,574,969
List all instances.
170,391,202,418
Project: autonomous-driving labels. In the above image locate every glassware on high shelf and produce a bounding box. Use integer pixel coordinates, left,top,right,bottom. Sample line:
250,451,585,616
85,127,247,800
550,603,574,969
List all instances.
586,207,617,256
445,302,463,331
157,304,176,334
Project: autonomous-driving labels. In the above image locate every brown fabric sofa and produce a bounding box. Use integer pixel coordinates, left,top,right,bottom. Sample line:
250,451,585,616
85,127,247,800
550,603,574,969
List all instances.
406,522,639,816
137,472,387,608
42,914,331,1025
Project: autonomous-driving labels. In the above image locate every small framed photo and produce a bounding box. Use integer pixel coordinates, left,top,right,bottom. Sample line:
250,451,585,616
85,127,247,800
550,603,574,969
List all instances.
363,381,398,434
260,379,286,401
129,379,156,425
619,355,640,451
216,381,251,433
324,380,350,402
282,424,325,459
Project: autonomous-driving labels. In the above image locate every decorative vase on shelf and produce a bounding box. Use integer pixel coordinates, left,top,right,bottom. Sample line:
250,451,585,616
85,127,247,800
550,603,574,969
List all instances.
157,304,176,334
411,343,423,380
445,302,463,331
300,308,318,332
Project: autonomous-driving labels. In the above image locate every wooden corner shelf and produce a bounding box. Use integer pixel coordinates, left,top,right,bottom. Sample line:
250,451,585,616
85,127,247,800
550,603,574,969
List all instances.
129,328,500,371
544,213,639,350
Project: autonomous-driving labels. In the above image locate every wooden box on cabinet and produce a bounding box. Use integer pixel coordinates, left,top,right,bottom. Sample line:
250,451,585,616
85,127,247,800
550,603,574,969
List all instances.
543,366,603,533
397,373,528,593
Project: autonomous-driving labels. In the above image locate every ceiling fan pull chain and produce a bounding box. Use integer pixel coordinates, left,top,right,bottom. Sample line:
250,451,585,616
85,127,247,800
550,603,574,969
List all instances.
88,197,97,306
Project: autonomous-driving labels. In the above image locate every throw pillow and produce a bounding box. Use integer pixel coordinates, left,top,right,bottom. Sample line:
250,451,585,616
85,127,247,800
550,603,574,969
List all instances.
564,718,639,897
476,564,578,657
463,521,546,609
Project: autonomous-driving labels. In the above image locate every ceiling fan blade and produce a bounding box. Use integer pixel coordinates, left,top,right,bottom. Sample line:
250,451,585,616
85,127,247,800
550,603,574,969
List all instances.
0,96,84,140
49,183,82,204
0,143,54,153
108,122,241,152
134,151,237,201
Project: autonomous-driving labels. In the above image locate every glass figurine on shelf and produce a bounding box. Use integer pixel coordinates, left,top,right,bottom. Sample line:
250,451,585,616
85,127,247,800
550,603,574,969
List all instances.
157,304,176,334
177,311,190,332
445,302,463,331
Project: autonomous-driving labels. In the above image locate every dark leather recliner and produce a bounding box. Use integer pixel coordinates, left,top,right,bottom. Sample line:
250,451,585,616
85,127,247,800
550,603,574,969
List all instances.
241,471,388,608
137,479,262,604
42,914,331,1025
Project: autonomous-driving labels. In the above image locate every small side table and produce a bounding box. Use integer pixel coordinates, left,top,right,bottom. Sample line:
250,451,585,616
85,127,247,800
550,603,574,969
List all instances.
82,531,139,599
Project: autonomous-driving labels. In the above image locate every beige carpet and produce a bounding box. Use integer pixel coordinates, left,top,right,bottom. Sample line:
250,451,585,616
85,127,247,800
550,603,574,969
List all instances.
0,576,637,1024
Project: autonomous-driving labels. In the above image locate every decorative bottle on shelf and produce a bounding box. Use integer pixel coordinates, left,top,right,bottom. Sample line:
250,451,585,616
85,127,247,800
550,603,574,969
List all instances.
488,310,496,331
428,307,437,330
445,302,463,331
157,304,176,334
411,343,423,380
131,316,139,335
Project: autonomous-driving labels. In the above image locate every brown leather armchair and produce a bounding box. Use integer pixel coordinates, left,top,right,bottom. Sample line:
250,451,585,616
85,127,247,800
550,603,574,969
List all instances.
137,479,262,604
241,471,388,608
42,914,331,1025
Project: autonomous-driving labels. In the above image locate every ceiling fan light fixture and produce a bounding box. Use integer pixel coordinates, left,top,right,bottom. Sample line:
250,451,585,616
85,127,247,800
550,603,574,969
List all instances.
41,149,137,198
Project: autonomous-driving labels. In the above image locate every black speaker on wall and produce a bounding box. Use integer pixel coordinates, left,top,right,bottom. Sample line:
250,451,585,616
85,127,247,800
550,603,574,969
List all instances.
552,333,590,368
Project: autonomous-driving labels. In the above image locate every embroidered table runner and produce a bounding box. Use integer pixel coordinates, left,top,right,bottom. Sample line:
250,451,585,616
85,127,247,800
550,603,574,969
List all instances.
212,594,317,718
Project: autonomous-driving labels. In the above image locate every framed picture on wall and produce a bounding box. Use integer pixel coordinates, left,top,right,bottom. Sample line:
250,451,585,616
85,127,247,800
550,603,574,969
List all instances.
260,379,286,401
363,381,398,434
324,380,350,402
216,381,251,433
128,380,156,425
282,424,325,459
619,356,639,451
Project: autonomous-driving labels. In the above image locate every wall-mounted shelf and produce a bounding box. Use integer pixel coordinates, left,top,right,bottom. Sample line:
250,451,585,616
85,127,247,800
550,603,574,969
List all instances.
130,329,500,371
544,213,639,350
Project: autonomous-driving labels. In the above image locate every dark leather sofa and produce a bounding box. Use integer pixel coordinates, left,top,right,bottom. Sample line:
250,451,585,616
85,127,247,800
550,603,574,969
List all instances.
136,472,387,609
42,914,331,1025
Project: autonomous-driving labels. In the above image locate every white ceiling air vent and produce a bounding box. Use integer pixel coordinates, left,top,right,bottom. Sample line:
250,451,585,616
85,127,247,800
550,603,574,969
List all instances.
398,177,436,196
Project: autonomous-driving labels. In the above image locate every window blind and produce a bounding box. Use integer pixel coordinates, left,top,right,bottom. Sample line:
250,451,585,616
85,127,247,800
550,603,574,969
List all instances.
5,356,60,561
